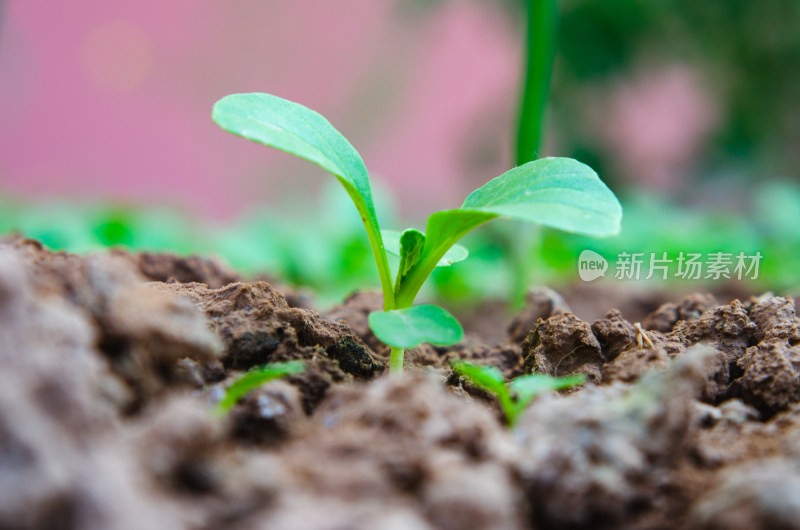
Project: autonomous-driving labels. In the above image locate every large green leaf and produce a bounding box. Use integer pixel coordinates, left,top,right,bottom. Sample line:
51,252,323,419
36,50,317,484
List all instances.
212,93,374,218
212,93,394,307
368,305,464,349
395,158,621,306
462,157,621,235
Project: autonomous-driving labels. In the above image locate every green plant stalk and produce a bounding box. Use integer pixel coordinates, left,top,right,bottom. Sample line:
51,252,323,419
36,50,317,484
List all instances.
515,0,558,165
338,178,396,311
389,346,405,373
510,0,559,308
497,390,516,424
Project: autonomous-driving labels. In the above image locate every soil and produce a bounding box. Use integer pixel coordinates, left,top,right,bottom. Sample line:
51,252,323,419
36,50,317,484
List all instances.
3,234,800,529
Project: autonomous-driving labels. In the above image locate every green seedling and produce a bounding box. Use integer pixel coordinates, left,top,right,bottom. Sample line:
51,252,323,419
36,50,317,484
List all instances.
452,360,586,426
214,360,305,415
213,93,621,373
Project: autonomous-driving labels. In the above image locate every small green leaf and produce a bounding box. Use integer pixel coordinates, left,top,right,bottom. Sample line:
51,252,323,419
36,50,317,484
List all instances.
451,360,507,395
368,305,464,349
398,229,426,277
381,229,469,268
510,373,586,411
392,229,427,300
215,361,305,415
451,359,515,423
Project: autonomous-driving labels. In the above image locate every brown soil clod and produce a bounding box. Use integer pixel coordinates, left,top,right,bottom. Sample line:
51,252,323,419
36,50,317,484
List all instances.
591,308,638,361
264,374,523,530
1,236,224,410
521,312,604,382
747,294,800,344
507,286,571,343
692,459,800,529
109,247,242,288
642,292,718,332
325,290,385,353
224,379,305,446
515,345,717,529
154,280,384,413
603,343,671,383
732,332,800,414
658,299,757,403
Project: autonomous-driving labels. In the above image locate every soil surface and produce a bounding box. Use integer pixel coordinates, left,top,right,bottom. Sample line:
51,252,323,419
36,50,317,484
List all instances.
3,235,800,529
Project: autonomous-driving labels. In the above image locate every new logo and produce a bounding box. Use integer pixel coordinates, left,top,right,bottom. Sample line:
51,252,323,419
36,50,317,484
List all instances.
578,250,608,281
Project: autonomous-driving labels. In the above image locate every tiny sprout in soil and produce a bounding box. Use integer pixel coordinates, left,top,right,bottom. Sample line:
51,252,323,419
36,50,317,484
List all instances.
215,360,305,415
452,360,586,427
212,93,622,373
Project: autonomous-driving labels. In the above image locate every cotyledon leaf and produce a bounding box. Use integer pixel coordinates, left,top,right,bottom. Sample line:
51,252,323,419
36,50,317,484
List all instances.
368,305,464,349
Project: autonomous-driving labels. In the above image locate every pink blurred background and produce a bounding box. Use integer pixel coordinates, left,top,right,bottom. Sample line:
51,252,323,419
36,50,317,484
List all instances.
0,1,522,220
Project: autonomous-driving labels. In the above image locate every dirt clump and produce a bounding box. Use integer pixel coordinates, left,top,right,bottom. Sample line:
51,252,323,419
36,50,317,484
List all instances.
507,286,571,343
642,292,718,332
733,341,800,413
520,312,604,382
643,299,754,403
690,399,775,468
409,341,524,379
155,281,384,412
747,294,800,343
0,237,223,409
0,249,187,530
325,290,385,353
223,379,305,446
110,247,242,288
591,308,638,361
691,459,800,530
255,374,523,530
514,346,716,529
603,343,671,383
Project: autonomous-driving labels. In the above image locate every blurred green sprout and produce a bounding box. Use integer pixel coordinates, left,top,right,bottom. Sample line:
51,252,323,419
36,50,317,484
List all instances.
215,361,305,416
452,360,586,426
